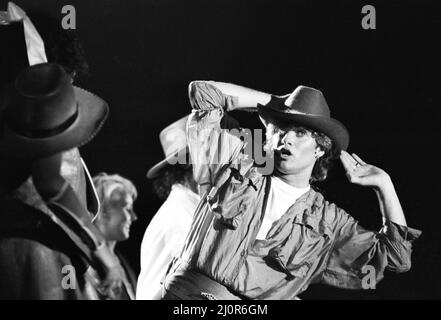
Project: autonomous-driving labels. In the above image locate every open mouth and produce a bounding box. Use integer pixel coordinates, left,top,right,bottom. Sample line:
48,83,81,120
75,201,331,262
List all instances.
275,147,292,158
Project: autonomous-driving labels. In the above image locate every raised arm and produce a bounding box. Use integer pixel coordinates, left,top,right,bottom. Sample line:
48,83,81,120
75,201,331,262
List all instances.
187,81,271,190
197,81,272,111
340,151,406,226
319,151,421,289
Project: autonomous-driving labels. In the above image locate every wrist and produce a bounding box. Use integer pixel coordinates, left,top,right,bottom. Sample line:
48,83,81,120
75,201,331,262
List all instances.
375,173,393,194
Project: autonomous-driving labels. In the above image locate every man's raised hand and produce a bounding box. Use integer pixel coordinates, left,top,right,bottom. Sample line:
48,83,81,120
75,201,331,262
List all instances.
340,150,391,189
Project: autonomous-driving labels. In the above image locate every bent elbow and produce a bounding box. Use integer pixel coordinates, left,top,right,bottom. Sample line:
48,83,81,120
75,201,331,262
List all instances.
389,256,412,273
395,262,411,273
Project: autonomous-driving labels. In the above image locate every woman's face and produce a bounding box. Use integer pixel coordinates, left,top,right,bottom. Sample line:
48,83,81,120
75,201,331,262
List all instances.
100,188,137,242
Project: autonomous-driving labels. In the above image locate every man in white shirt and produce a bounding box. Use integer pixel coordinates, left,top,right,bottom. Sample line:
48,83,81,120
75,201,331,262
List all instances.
136,116,200,300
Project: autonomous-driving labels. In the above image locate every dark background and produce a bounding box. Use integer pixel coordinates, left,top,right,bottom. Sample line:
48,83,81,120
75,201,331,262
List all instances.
2,0,440,299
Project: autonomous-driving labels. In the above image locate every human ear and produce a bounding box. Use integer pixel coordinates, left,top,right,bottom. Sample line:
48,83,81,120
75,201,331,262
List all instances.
315,148,325,159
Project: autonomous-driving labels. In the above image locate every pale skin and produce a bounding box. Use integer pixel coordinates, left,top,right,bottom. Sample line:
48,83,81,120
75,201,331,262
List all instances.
340,150,407,226
271,127,324,188
197,81,407,227
94,190,137,253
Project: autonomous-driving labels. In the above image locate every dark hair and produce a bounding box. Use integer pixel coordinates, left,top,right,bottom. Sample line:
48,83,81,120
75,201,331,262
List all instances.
0,11,90,195
152,164,196,200
28,11,89,80
1,12,89,112
309,131,339,183
265,122,339,184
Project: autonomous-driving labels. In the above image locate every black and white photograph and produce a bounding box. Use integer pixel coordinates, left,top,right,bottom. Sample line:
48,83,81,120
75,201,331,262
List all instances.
0,0,439,306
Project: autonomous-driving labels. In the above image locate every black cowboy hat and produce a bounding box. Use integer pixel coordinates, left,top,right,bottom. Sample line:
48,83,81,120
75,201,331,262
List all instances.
0,62,108,159
258,85,349,151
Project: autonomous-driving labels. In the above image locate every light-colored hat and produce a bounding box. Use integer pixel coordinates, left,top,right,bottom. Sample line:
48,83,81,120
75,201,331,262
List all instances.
146,113,241,179
146,115,189,179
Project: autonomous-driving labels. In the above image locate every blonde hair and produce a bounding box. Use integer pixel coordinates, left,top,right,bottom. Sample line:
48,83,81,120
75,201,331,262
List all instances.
93,173,137,214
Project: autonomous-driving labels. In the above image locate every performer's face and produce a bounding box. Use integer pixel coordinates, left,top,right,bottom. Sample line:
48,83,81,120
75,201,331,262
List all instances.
100,188,137,242
271,125,323,178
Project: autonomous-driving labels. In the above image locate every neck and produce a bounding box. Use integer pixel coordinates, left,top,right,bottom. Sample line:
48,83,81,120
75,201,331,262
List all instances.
273,169,311,188
106,241,117,252
95,222,117,252
181,178,199,195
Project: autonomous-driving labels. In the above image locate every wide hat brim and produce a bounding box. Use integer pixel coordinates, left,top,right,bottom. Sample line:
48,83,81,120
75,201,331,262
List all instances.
146,147,188,179
258,104,349,151
146,113,240,179
0,86,109,159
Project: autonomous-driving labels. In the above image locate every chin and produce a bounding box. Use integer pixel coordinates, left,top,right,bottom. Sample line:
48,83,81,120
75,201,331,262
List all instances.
274,164,285,175
115,232,130,242
275,162,293,175
122,234,130,241
275,164,306,177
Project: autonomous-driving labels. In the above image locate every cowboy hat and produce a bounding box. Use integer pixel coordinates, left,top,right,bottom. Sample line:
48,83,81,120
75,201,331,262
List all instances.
0,5,102,214
146,113,241,179
146,115,189,179
258,85,349,151
0,62,108,159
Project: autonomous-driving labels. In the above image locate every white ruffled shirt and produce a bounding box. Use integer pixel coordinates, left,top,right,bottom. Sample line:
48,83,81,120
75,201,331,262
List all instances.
256,176,310,240
136,184,200,300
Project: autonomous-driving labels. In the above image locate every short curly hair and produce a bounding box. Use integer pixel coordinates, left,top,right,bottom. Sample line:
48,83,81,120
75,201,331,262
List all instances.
264,122,339,183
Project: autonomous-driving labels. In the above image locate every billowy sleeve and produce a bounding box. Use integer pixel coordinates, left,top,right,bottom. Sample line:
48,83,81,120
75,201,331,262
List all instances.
187,81,246,191
320,205,421,289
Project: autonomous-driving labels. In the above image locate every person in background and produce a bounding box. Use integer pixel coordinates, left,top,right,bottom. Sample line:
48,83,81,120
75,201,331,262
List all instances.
0,3,126,299
93,173,139,300
136,115,200,300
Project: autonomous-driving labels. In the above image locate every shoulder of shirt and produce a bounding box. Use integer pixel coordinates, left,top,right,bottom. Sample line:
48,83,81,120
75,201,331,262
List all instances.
306,189,349,227
149,185,199,223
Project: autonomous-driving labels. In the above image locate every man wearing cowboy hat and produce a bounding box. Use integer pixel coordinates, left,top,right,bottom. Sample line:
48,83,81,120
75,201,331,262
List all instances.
137,113,244,299
137,115,200,300
0,3,126,299
0,61,129,299
160,80,421,300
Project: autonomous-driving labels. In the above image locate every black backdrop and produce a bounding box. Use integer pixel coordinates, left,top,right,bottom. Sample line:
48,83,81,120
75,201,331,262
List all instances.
2,0,440,299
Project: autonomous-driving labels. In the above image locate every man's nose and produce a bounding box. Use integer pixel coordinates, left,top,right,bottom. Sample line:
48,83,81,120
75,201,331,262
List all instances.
279,132,292,146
